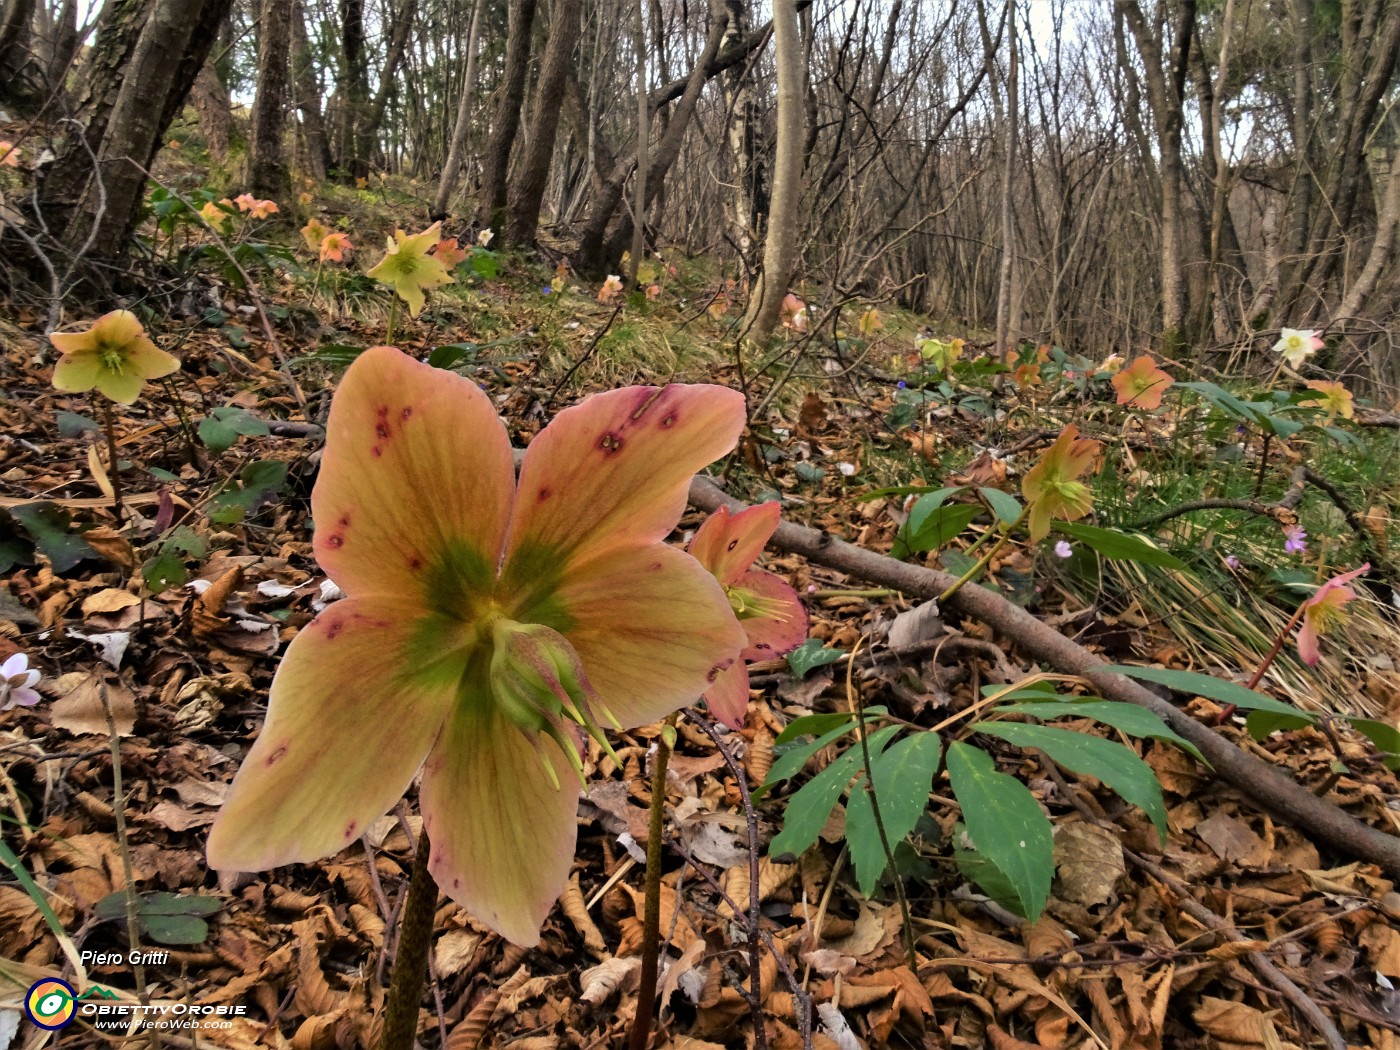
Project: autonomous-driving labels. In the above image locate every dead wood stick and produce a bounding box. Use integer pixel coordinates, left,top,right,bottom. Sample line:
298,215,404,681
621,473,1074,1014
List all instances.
687,476,1400,877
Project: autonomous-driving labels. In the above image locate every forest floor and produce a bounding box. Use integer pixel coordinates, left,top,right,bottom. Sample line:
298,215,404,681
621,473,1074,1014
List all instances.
4,162,1400,1050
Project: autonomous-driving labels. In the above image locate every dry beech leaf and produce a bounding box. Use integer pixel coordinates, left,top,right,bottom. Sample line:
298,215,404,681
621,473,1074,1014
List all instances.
433,928,482,978
580,955,641,1005
560,872,607,957
49,672,136,736
718,856,795,918
1053,821,1124,907
444,964,530,1050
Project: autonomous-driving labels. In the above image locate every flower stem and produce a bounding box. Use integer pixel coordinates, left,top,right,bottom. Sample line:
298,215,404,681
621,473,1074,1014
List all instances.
100,399,126,524
937,506,1030,604
1245,601,1308,692
386,299,398,346
380,828,437,1050
628,713,677,1050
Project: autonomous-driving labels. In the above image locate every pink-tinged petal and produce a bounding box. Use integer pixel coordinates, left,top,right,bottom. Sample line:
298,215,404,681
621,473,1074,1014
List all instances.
420,703,579,946
206,597,457,872
702,660,752,730
7,687,41,708
525,543,747,729
508,385,745,567
732,569,808,660
1305,563,1370,609
312,346,515,599
1297,620,1322,667
689,502,781,585
51,352,102,393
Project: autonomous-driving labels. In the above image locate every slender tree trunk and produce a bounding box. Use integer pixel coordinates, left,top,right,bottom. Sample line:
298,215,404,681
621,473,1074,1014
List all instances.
431,0,487,220
249,0,293,200
190,59,233,159
357,0,418,171
291,1,331,182
504,0,581,244
627,0,648,282
741,0,802,343
337,0,370,176
721,0,756,255
1336,145,1400,322
477,0,538,231
0,0,34,104
995,1,1018,355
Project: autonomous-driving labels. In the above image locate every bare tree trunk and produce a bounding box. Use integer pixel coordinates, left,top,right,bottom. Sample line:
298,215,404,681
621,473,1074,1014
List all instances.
249,0,292,199
995,0,1019,355
190,59,233,159
357,0,418,171
39,0,233,260
291,1,330,182
627,0,648,282
1336,146,1400,322
336,0,369,177
504,0,581,245
477,0,538,231
741,0,802,344
720,0,757,255
0,0,34,95
431,0,487,220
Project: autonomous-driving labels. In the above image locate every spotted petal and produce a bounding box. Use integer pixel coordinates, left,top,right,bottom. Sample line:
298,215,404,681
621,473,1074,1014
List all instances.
701,659,753,730
732,569,808,660
420,698,580,946
508,385,745,567
312,346,516,600
206,597,458,872
525,543,747,729
51,352,103,393
689,503,781,586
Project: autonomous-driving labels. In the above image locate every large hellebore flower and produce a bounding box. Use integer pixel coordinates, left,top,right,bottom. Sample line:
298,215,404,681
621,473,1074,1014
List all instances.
688,503,808,728
50,310,180,404
1297,564,1369,667
207,346,746,945
366,221,454,316
1020,424,1102,542
1273,328,1324,369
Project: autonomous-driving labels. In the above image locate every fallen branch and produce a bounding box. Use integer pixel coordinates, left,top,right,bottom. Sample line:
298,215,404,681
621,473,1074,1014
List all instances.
687,476,1400,876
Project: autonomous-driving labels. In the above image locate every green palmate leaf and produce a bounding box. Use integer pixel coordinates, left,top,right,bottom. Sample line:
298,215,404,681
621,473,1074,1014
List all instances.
894,503,981,559
1051,522,1184,569
11,502,95,572
1102,665,1303,716
199,406,270,454
979,487,1023,525
786,638,847,678
769,725,903,861
973,721,1168,841
991,700,1206,763
946,742,1054,919
845,732,942,896
95,891,221,945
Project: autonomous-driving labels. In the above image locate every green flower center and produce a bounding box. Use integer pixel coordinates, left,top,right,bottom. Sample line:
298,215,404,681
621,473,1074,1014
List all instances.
726,584,791,624
101,347,126,374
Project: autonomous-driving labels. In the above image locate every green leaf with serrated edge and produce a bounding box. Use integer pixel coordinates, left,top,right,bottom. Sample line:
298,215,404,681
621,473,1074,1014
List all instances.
954,840,1028,917
846,732,942,896
786,638,847,678
1051,522,1184,569
1348,718,1400,771
1102,665,1303,716
972,722,1168,841
768,725,902,861
979,487,1022,525
1245,710,1315,741
894,504,981,559
774,706,888,747
945,742,1053,919
991,701,1205,763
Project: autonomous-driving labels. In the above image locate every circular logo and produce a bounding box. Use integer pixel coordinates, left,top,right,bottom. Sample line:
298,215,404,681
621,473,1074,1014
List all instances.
25,978,76,1030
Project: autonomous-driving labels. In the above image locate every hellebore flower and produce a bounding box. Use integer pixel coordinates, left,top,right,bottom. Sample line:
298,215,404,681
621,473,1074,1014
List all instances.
1020,424,1102,542
366,221,455,317
319,232,353,263
207,346,747,945
477,229,495,248
598,275,623,304
781,294,808,333
0,653,41,712
1301,380,1355,421
1297,564,1370,666
301,218,330,251
688,503,808,728
432,238,467,269
50,310,180,404
1111,355,1173,410
200,200,234,234
1273,328,1323,369
0,140,19,167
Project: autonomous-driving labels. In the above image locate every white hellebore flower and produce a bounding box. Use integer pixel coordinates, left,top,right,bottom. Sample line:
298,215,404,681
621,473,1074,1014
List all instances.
477,229,494,248
1272,328,1323,369
0,653,41,711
